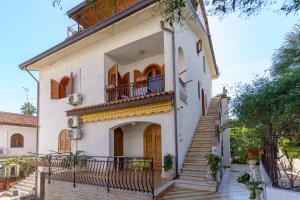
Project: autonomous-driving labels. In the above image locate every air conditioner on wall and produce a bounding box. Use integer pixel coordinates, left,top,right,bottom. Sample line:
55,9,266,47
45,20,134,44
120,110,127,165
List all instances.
67,94,83,106
67,129,82,140
68,116,81,128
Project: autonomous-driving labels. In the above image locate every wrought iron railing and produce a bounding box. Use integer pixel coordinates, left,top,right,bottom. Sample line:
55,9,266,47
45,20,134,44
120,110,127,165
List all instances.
47,155,154,196
106,75,165,102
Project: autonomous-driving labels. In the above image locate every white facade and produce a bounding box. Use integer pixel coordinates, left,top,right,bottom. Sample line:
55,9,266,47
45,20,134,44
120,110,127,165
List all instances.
23,1,220,176
0,125,36,156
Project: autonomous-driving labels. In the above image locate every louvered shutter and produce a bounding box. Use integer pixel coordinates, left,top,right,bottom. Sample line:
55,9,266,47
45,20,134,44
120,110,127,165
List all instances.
51,79,59,99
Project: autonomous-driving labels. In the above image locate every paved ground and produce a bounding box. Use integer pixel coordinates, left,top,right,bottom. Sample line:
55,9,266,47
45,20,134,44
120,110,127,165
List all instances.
161,164,252,200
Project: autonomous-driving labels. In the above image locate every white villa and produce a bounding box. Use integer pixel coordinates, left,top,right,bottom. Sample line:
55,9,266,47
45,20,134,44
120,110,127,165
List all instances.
19,0,230,199
0,112,37,156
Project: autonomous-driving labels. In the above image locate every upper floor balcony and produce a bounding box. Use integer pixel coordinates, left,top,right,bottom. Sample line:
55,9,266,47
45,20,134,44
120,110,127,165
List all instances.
104,31,167,103
67,0,150,37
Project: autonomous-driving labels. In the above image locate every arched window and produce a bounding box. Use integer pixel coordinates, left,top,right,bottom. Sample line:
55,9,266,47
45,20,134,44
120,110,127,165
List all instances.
11,134,24,148
58,130,71,153
143,64,164,93
59,76,70,99
178,47,187,84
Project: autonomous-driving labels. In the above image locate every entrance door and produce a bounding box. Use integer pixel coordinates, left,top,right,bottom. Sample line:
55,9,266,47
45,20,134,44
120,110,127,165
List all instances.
144,124,162,171
114,128,123,157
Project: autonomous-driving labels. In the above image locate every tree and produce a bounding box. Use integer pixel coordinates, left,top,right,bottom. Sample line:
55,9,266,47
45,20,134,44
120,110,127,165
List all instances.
52,0,300,23
21,102,37,116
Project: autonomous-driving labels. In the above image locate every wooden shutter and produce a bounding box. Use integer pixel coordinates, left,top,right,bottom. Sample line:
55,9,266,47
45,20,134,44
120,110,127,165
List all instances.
69,72,74,95
51,79,59,99
134,70,142,82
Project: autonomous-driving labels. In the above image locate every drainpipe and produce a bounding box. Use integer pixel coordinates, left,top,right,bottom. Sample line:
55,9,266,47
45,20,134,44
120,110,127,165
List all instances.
161,22,179,177
25,68,39,199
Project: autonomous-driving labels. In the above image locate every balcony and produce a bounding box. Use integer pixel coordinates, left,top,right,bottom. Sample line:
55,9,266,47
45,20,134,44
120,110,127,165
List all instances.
67,0,147,37
106,75,165,102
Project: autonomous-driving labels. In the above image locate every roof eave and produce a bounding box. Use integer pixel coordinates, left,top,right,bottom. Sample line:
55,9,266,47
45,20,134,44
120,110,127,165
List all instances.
19,0,155,70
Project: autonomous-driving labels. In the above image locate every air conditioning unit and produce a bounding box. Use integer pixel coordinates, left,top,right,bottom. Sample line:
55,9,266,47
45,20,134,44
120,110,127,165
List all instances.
67,129,82,140
68,116,81,128
67,94,83,106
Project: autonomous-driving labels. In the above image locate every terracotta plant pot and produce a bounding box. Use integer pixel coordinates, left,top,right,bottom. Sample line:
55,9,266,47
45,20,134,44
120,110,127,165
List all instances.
246,148,259,160
0,181,5,190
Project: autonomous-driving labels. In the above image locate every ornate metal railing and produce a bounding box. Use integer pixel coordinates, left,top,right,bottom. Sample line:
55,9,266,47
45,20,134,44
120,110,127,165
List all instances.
106,75,165,102
47,155,154,196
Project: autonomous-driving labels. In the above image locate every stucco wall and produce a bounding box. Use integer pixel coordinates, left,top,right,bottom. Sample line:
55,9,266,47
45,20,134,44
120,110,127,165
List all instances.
38,15,169,155
45,180,152,200
0,125,36,155
174,22,213,168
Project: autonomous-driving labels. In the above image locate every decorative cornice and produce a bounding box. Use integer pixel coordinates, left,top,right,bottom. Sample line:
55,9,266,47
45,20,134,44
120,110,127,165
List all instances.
82,101,172,123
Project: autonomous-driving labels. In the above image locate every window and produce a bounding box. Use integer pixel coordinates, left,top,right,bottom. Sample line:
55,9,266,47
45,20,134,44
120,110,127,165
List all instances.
203,56,206,73
50,73,74,100
143,64,164,93
58,130,71,153
59,77,70,98
198,81,201,100
178,47,187,85
11,134,24,148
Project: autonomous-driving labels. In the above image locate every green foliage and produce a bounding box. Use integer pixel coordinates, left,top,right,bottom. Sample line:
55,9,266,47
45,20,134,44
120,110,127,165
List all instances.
230,127,261,163
20,102,37,116
4,157,33,179
131,160,151,168
61,151,86,169
246,181,261,200
237,172,250,184
205,154,221,180
163,154,173,172
206,0,300,17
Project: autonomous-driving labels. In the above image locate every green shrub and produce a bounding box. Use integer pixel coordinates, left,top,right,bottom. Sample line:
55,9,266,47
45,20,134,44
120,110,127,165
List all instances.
237,172,250,184
163,154,173,172
205,154,221,180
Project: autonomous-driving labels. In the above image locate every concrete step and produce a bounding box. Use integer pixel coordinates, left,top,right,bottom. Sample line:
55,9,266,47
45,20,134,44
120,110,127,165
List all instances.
184,158,207,165
22,179,35,185
181,168,207,175
183,162,207,169
18,182,35,188
179,174,207,181
15,185,34,193
190,143,212,147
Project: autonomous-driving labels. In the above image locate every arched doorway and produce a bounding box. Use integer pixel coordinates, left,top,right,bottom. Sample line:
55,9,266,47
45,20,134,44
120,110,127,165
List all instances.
143,64,164,94
144,124,162,171
202,89,205,116
58,130,71,153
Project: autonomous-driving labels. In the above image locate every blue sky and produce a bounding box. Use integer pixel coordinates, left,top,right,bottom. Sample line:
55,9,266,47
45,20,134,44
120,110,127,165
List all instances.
0,0,298,113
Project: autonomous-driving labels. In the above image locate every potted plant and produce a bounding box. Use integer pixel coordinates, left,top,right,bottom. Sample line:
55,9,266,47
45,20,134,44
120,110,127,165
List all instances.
163,154,174,179
205,154,221,181
244,129,261,162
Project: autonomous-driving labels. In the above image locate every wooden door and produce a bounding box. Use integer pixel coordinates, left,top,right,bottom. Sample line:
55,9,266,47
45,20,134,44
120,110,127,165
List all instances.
114,128,123,157
144,124,162,171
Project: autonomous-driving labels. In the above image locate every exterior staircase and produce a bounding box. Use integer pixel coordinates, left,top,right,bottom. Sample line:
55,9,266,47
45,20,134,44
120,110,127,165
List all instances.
158,97,221,199
179,97,220,182
5,171,35,197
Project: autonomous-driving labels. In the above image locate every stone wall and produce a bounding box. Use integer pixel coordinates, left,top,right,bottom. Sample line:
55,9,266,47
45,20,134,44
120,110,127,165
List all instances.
45,180,152,200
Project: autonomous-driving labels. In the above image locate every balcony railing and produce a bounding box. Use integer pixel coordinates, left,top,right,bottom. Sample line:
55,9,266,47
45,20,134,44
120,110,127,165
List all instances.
47,155,154,196
67,23,84,37
106,75,165,102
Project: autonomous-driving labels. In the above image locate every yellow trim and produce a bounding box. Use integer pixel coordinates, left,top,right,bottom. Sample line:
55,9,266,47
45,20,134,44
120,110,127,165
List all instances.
82,101,173,123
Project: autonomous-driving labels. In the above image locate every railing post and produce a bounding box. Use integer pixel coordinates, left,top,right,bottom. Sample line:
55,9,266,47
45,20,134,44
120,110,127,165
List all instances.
73,155,76,188
107,159,110,192
47,155,52,184
151,158,154,200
